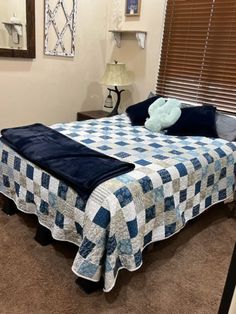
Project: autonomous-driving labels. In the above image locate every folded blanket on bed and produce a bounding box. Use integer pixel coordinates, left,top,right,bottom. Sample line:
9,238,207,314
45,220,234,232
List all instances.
1,123,135,201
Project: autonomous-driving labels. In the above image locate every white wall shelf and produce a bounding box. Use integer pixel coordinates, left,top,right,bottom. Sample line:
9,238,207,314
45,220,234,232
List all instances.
109,30,147,49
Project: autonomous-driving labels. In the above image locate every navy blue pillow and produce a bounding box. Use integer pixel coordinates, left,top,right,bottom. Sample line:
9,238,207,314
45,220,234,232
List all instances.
166,105,218,138
126,95,160,126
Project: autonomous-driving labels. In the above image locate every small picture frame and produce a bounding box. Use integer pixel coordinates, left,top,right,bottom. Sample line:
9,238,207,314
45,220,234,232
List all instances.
125,0,141,16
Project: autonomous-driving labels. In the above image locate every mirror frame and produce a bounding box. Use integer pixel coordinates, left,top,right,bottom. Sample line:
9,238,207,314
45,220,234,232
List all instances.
0,0,35,58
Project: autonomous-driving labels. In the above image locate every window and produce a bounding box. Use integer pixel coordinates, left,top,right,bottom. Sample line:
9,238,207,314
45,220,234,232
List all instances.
156,0,236,113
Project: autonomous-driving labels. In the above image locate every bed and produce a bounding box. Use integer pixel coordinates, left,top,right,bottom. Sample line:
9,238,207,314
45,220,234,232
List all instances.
0,113,235,292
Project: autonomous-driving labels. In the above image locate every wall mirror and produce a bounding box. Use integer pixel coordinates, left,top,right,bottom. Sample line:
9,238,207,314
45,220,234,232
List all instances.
0,0,35,58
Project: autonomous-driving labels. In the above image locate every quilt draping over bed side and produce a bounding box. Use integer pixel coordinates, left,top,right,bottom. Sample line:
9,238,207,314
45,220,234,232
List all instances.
0,114,235,292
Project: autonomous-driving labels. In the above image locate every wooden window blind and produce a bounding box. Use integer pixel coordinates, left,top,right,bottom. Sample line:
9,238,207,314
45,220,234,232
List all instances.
156,0,236,113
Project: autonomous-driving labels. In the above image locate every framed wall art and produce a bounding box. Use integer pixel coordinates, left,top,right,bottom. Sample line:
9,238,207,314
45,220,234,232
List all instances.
44,0,77,57
125,0,141,16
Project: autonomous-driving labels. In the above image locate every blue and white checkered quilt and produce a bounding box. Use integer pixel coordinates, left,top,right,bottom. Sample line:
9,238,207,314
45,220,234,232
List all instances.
0,114,235,292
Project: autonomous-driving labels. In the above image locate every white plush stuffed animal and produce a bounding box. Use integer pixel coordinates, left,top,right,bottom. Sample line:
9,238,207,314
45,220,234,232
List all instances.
145,97,182,132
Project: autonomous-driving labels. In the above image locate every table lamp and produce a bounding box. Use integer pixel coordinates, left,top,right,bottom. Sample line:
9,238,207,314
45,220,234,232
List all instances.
101,61,132,116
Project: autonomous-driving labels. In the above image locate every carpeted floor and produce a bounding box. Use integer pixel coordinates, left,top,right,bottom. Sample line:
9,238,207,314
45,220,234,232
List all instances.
0,199,235,314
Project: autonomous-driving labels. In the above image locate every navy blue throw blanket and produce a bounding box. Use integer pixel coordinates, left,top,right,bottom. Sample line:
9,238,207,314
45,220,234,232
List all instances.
1,123,135,201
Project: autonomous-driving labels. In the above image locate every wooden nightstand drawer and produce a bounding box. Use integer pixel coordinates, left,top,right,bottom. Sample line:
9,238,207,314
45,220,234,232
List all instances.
77,110,109,121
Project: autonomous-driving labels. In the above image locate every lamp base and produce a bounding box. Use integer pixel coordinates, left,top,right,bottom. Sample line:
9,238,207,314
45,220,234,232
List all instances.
107,86,124,117
108,107,118,117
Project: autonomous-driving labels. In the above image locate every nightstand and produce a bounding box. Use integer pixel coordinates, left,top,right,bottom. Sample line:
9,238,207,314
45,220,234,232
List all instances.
77,110,109,121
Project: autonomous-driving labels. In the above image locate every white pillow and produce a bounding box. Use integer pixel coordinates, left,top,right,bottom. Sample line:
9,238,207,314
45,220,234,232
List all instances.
215,112,236,142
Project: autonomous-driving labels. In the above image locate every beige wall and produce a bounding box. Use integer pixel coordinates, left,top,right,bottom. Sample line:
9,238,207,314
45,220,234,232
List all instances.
0,0,166,128
106,0,166,112
0,0,109,129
